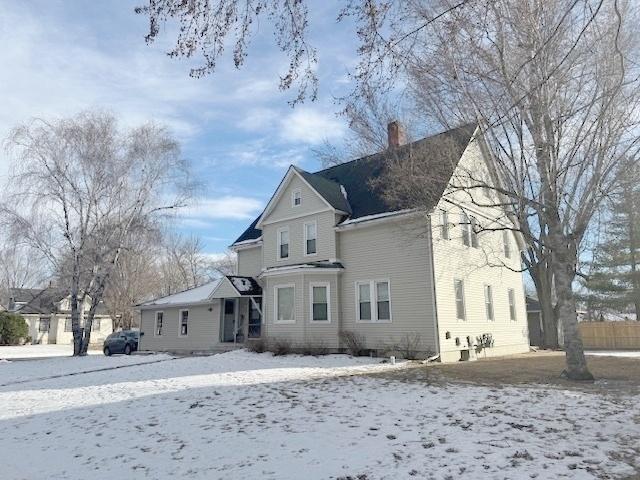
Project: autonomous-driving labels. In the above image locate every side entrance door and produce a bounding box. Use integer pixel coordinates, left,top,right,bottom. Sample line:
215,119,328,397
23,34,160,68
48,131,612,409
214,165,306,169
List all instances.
222,299,236,342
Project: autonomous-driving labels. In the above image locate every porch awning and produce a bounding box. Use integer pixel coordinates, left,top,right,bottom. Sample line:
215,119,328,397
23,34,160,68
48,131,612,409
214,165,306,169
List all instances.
209,276,262,299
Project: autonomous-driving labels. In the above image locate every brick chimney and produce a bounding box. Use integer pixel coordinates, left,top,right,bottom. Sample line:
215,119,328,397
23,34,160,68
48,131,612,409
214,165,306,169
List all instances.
387,121,406,148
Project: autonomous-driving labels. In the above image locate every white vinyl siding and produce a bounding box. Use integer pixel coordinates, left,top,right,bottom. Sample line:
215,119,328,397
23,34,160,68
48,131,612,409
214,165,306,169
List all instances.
155,311,163,336
179,309,189,336
310,282,330,322
484,285,494,321
356,280,392,323
277,227,289,260
304,221,317,255
274,285,295,324
508,288,517,321
454,279,466,320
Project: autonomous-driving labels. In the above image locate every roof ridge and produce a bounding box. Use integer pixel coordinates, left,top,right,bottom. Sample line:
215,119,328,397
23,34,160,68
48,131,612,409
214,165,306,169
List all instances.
312,123,477,175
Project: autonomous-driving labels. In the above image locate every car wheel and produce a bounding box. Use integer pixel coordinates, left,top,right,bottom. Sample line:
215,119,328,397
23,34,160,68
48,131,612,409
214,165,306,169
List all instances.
104,346,112,356
124,344,132,355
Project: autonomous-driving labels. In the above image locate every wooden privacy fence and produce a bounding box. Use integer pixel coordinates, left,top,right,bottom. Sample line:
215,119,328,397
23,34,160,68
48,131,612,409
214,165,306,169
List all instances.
579,321,640,350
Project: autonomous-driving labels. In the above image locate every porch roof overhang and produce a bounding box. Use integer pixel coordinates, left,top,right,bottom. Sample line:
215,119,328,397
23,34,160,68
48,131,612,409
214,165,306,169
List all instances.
210,276,263,299
258,261,344,278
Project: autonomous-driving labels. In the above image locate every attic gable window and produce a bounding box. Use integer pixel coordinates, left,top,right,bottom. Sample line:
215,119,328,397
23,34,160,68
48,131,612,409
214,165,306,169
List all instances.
292,189,302,207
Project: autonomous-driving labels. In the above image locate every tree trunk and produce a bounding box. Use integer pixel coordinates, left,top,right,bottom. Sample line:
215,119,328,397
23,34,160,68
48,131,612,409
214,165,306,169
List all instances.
531,261,559,348
549,230,594,380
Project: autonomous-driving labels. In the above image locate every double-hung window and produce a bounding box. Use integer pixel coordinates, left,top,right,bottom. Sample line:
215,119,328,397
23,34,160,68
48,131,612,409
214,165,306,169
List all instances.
305,221,317,255
275,285,295,323
179,310,189,336
292,189,302,207
440,210,450,240
39,317,50,333
64,317,72,332
454,279,466,320
155,311,163,336
310,283,330,322
461,212,479,248
503,231,511,258
91,318,101,331
461,212,471,246
356,280,392,322
508,288,517,321
277,227,289,260
484,285,494,321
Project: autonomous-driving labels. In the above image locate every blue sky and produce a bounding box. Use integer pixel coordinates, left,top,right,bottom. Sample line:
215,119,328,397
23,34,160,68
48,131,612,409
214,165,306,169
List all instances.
0,0,359,258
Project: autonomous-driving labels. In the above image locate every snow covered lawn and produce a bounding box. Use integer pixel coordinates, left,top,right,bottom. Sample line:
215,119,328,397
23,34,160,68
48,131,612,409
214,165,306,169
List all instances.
0,344,103,359
586,350,640,358
0,351,638,480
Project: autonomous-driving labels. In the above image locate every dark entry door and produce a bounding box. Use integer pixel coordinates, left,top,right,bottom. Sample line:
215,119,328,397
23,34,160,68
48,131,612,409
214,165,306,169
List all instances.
222,299,236,342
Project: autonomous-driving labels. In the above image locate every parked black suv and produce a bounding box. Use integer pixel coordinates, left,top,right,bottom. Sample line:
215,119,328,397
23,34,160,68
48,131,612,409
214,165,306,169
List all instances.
103,330,139,356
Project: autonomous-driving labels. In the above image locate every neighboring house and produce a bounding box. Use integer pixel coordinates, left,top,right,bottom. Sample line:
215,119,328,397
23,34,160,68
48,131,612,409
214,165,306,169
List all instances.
7,288,113,345
139,123,529,362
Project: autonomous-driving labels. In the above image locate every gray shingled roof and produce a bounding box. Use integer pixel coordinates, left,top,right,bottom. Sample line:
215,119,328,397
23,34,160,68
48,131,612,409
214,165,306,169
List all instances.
233,124,476,245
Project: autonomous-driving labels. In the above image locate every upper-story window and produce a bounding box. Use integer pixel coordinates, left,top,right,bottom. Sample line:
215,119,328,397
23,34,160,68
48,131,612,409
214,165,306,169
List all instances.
304,221,317,255
503,231,511,258
440,209,449,239
461,211,479,248
277,227,289,260
292,189,302,207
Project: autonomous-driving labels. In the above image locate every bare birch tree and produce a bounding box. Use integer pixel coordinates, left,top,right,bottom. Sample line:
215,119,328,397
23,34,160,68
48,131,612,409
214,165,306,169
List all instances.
2,111,191,355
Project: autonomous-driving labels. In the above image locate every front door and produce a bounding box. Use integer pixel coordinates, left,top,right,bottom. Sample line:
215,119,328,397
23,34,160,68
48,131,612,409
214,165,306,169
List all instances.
222,299,236,342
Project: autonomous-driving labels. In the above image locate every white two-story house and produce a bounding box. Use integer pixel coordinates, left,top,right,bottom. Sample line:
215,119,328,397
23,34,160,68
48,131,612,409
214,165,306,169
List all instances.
138,123,529,362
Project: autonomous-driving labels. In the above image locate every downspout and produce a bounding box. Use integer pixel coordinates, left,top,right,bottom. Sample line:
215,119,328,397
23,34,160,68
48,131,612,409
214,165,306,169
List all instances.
427,214,441,360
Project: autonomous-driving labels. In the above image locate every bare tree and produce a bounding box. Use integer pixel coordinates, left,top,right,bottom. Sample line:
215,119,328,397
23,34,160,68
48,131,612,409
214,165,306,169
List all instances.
135,0,318,105
347,0,640,379
0,235,49,305
3,111,192,355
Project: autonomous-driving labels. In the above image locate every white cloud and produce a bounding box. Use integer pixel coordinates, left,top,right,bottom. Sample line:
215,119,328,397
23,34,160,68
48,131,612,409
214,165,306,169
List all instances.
279,107,346,145
180,196,263,221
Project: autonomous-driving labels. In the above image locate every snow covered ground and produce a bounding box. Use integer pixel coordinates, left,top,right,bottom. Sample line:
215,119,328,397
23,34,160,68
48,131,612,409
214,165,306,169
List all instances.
0,344,103,359
0,350,638,479
586,350,640,358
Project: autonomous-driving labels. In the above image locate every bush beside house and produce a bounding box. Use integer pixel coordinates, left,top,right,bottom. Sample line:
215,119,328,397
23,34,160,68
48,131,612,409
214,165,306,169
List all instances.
0,312,29,345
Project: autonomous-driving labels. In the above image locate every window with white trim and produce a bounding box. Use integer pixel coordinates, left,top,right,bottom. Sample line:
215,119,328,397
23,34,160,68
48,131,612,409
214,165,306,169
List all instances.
275,285,295,323
470,216,479,248
508,288,517,321
357,282,372,321
304,221,317,255
277,227,289,260
484,285,494,321
179,310,189,336
310,283,329,322
461,212,471,246
454,279,466,320
376,281,391,321
292,189,302,207
356,280,392,322
503,231,511,258
64,317,72,332
91,318,101,331
155,311,163,336
440,210,449,240
39,317,50,333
